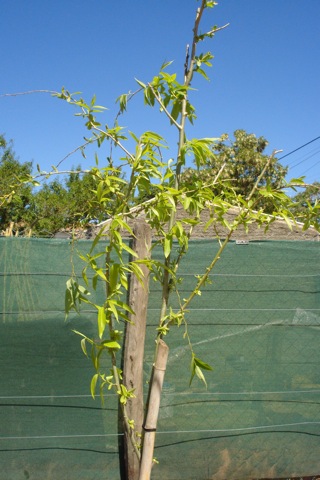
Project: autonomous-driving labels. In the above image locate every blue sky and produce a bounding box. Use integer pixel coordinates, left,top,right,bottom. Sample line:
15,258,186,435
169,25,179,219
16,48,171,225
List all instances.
1,0,320,186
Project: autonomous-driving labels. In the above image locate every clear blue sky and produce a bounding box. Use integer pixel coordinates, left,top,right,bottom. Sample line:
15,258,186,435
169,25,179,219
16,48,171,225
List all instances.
1,0,320,186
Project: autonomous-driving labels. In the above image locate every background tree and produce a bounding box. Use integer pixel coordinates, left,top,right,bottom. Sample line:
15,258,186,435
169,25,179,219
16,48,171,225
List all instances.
26,179,69,235
0,134,33,232
26,169,111,236
65,167,123,224
0,140,124,236
290,181,320,226
182,129,288,213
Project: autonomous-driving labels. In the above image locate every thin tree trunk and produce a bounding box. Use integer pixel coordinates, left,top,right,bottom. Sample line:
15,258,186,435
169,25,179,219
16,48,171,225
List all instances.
139,339,169,480
123,220,151,480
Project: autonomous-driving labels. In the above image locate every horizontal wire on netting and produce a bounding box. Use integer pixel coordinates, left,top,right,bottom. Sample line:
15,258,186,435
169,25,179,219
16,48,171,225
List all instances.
1,308,319,314
1,421,320,442
0,273,297,279
1,389,320,399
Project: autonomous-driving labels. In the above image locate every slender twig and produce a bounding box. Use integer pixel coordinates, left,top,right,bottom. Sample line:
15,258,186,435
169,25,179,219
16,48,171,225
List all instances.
34,169,91,180
110,87,142,162
181,150,282,313
95,161,228,228
54,139,95,169
147,83,182,130
204,23,230,37
114,88,142,123
167,161,228,278
281,183,320,190
246,149,282,202
157,1,208,331
185,1,206,86
0,90,59,97
112,364,141,461
92,125,135,163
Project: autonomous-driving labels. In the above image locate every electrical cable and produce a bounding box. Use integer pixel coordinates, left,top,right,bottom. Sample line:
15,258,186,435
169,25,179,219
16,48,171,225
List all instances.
279,135,320,161
289,148,320,170
302,157,320,175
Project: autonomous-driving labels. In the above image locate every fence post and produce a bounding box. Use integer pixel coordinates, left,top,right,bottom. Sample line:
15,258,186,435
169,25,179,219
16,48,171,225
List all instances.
122,220,151,480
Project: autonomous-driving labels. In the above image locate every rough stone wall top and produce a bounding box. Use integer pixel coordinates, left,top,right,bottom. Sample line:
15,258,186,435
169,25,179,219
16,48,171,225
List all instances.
94,205,319,241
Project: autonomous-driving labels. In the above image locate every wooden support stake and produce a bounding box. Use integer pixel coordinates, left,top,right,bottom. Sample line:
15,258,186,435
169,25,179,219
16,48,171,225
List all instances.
138,339,169,480
123,220,151,480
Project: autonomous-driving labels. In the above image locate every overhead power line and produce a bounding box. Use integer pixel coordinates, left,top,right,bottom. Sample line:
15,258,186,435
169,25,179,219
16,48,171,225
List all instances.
279,135,320,161
302,157,320,175
290,147,320,170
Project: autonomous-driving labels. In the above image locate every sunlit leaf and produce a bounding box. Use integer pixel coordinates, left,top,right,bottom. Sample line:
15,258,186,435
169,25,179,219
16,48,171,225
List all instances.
90,374,99,399
97,306,107,338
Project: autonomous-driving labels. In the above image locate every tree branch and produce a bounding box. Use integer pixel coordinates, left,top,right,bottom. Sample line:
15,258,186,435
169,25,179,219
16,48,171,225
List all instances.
202,23,230,38
92,125,135,163
54,139,95,169
34,169,91,180
246,149,282,202
147,83,182,130
0,90,59,97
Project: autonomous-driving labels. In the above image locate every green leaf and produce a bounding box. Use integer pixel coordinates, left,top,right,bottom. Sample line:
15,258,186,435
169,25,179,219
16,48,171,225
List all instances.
95,268,107,282
129,131,140,143
278,213,293,230
72,330,94,345
65,286,74,319
78,284,91,295
80,338,88,357
163,234,172,258
82,267,89,287
97,306,107,338
108,299,119,321
160,60,173,70
195,66,209,81
195,365,207,386
190,355,213,387
92,274,98,291
121,242,138,258
90,373,99,399
101,340,121,350
129,262,144,285
135,78,146,89
65,278,89,318
109,264,120,293
194,357,213,371
205,1,217,7
115,217,134,236
170,101,181,123
118,300,135,315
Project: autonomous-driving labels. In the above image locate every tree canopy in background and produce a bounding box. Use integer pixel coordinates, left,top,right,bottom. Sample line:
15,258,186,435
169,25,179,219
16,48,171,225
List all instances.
1,131,318,236
0,135,105,236
290,181,320,223
0,134,33,231
181,129,289,213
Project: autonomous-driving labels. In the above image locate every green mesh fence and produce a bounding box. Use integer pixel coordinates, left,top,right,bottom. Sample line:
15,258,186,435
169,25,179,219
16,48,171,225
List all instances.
0,237,319,479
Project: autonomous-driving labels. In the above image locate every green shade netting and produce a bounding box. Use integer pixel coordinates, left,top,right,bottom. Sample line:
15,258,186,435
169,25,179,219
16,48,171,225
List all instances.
0,238,319,479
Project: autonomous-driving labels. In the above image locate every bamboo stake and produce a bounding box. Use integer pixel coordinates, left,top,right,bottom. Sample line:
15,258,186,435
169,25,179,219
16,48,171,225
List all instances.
139,340,169,480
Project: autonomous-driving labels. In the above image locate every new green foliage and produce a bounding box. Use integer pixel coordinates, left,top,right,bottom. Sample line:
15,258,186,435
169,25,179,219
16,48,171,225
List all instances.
56,3,308,477
1,1,318,478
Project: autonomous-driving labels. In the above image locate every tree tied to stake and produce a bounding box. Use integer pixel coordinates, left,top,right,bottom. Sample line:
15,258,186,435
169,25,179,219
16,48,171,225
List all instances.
61,3,317,479
2,1,318,479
